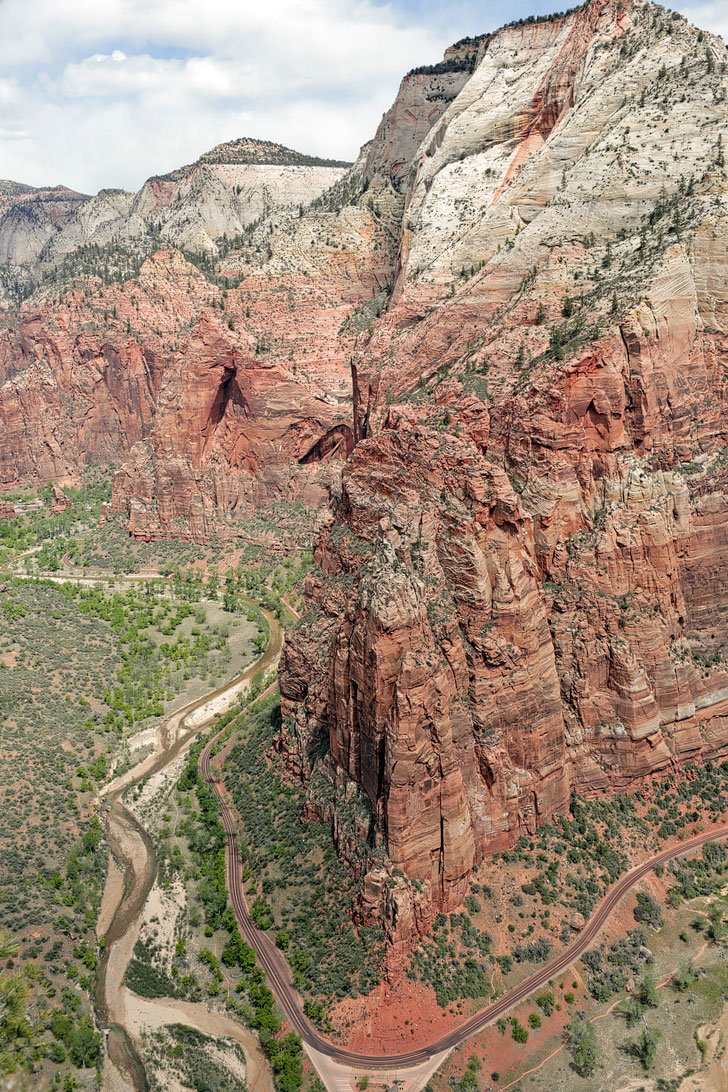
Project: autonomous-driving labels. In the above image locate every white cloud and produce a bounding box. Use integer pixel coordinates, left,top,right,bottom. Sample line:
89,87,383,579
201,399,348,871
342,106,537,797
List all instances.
0,0,458,191
0,0,724,194
682,2,728,39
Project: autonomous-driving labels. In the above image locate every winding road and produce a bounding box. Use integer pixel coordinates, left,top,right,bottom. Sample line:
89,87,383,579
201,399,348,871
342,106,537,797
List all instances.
200,722,728,1069
26,559,726,1075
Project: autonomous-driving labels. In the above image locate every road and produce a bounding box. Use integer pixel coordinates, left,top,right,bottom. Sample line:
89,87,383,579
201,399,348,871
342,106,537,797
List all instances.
199,726,728,1069
8,557,727,1069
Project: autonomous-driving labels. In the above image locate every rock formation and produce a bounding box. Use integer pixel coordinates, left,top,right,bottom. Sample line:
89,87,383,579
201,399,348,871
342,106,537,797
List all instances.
278,0,728,943
2,0,728,944
0,138,349,281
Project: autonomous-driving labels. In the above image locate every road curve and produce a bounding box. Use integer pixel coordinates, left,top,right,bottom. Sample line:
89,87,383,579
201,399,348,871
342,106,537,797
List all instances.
199,726,728,1069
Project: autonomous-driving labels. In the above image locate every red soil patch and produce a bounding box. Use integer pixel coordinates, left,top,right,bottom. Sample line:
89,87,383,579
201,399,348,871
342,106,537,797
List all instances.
331,978,461,1053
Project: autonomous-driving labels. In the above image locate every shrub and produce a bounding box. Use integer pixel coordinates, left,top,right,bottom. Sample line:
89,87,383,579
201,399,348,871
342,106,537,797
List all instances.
512,1019,529,1044
567,1015,600,1077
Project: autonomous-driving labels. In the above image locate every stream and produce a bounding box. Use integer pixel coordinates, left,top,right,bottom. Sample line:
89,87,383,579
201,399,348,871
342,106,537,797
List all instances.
89,594,283,1091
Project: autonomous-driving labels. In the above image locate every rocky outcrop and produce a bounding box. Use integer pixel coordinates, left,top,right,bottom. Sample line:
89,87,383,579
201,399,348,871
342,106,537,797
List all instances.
2,0,728,947
111,312,354,541
0,251,191,485
280,405,572,941
277,0,728,943
51,483,71,513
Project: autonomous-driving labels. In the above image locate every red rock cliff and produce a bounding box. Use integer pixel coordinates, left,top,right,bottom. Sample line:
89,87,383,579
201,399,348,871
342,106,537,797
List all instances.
278,0,728,942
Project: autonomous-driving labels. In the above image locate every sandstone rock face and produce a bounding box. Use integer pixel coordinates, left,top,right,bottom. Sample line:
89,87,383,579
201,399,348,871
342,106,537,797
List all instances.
280,405,572,940
2,0,728,946
0,139,386,538
278,0,728,942
0,138,348,286
111,310,355,542
0,251,189,486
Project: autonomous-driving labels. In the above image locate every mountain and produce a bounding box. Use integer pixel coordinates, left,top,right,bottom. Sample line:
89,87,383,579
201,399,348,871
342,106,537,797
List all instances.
0,138,352,505
0,137,349,281
2,0,728,946
274,0,728,945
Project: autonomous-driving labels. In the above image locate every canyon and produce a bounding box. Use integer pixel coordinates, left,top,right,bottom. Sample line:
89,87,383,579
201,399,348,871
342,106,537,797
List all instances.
2,0,728,948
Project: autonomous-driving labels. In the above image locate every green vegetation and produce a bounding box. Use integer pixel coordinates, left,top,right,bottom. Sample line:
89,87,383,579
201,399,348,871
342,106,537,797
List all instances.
511,1018,529,1043
566,1014,600,1077
408,911,494,1007
0,577,117,933
0,474,110,569
626,1026,661,1070
634,891,664,929
144,1024,251,1092
125,937,182,1000
0,925,101,1083
198,137,352,168
35,242,151,295
582,929,653,1003
168,713,304,1092
225,702,385,1005
622,973,659,1026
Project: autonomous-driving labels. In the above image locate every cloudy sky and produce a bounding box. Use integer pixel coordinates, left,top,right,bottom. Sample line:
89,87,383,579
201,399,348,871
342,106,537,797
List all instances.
0,0,725,195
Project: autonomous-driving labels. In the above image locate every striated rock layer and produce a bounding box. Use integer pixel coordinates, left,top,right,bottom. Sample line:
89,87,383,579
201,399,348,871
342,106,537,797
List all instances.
2,0,728,943
278,0,728,944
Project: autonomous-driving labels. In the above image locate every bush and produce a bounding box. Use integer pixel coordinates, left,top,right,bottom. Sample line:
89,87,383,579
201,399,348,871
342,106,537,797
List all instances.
626,1026,660,1070
567,1015,600,1077
512,1019,529,1044
633,891,663,930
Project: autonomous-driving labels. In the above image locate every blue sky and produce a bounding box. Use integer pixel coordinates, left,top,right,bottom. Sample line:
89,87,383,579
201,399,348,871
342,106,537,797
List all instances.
0,0,724,194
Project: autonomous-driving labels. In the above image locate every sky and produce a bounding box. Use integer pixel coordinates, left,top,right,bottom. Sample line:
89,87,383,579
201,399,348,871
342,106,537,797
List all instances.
0,0,725,195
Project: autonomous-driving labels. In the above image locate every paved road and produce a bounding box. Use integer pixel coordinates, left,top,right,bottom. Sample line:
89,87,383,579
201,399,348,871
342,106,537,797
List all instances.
199,725,728,1069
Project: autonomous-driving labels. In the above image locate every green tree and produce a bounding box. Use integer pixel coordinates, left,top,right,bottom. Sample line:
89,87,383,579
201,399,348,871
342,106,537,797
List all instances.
634,973,659,1010
709,907,725,942
627,1026,660,1070
512,1019,529,1043
550,326,564,361
69,1018,102,1068
0,967,33,1075
672,963,695,992
567,1014,600,1077
633,891,662,929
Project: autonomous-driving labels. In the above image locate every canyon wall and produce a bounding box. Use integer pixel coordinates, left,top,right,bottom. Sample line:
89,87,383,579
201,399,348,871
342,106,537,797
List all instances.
278,0,728,942
2,0,728,941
